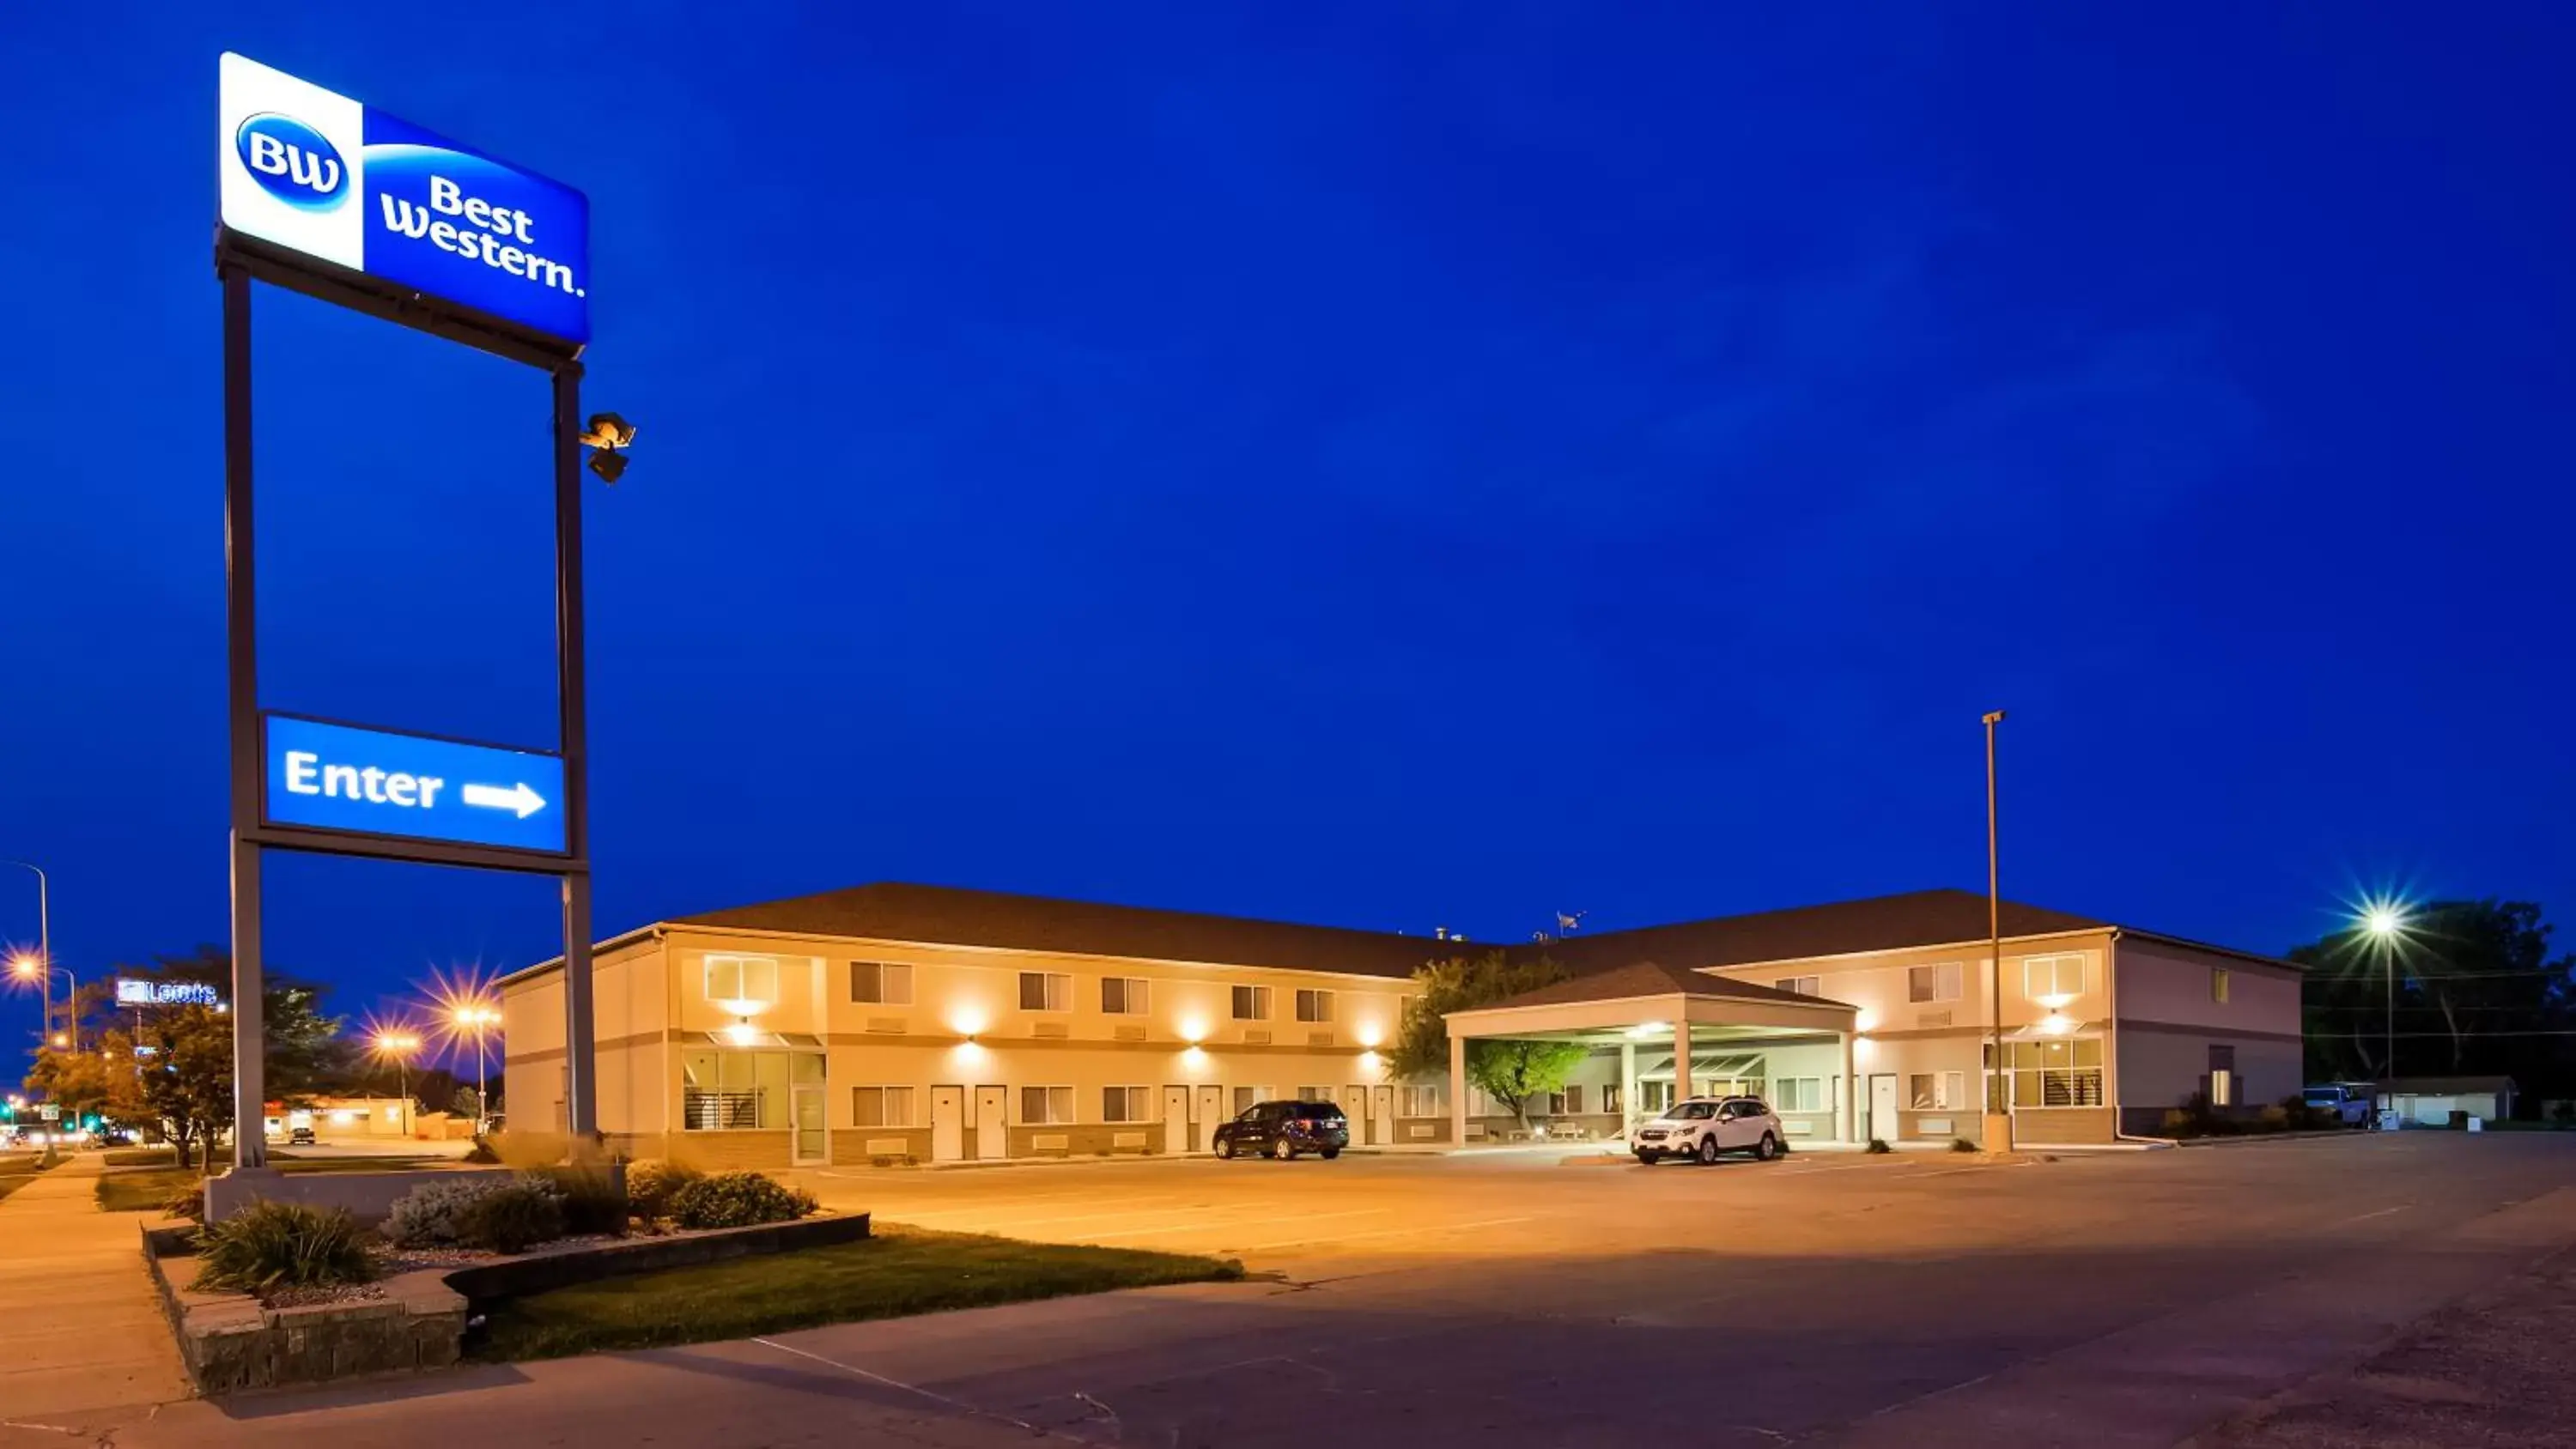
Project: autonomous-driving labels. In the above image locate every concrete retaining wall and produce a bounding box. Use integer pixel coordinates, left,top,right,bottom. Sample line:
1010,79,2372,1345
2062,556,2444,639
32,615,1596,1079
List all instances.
142,1224,465,1394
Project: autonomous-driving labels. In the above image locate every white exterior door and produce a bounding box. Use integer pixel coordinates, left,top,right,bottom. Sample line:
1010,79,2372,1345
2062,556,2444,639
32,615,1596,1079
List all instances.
1341,1085,1368,1140
929,1086,965,1162
975,1084,1008,1159
1194,1085,1224,1151
1370,1085,1394,1145
791,1084,827,1166
1162,1085,1190,1155
1869,1074,1899,1142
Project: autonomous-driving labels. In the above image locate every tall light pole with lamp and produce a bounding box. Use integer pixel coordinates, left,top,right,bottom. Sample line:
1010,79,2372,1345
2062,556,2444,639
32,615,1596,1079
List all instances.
2362,903,2409,1095
371,1028,424,1137
5,860,51,1047
450,1004,501,1130
1980,710,2013,1151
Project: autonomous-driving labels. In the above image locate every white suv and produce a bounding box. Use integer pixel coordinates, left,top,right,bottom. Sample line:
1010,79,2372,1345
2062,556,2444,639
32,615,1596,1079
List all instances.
1631,1095,1786,1165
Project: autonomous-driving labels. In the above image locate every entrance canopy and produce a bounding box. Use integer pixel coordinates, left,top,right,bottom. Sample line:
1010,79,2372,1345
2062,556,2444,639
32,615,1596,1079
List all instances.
1441,961,1861,1143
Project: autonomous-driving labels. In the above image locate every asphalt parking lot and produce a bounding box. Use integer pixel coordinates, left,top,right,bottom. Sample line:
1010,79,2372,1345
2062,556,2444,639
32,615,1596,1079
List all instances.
85,1133,2576,1449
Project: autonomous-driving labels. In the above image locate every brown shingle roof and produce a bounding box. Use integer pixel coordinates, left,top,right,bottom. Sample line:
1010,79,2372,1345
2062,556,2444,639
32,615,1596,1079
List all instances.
668,882,1443,979
1460,960,1849,1013
642,882,2123,985
1545,888,2108,973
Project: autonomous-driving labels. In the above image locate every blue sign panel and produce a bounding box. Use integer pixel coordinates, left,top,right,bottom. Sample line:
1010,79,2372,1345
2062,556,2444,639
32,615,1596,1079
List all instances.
264,715,568,856
220,53,591,344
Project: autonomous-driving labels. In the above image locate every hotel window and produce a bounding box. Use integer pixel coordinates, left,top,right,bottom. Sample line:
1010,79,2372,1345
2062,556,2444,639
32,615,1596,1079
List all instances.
2208,1045,2237,1106
1908,963,1962,1003
682,1048,793,1130
2022,955,2087,999
1294,989,1334,1023
1296,1086,1334,1103
1909,1071,1965,1111
704,955,780,1007
852,1085,914,1127
1101,977,1149,1015
1019,1086,1075,1125
1018,972,1071,1012
849,961,913,1005
1234,1085,1275,1115
1775,1077,1824,1113
1639,1080,1672,1113
1231,985,1273,1021
1563,1084,1586,1114
1602,1082,1622,1117
2211,967,2232,1004
1399,1084,1442,1118
1779,975,1821,997
1102,1086,1152,1123
1990,1040,2105,1106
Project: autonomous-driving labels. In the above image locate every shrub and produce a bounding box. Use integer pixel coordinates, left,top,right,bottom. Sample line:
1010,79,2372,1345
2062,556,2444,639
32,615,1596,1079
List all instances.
1951,1137,1979,1154
525,1165,628,1236
624,1160,702,1222
459,1183,565,1253
193,1202,374,1294
665,1171,817,1230
1865,1138,1893,1155
460,1138,501,1165
2257,1105,2292,1132
163,1179,208,1222
385,1176,510,1246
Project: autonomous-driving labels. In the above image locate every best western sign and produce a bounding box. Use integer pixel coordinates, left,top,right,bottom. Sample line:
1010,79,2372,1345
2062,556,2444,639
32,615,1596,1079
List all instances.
219,52,591,344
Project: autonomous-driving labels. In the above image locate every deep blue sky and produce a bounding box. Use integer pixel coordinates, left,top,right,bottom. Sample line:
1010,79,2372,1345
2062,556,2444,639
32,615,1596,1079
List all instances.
4,6,2571,1052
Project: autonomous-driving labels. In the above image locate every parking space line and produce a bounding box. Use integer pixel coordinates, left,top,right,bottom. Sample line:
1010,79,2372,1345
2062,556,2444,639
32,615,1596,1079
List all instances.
1237,1215,1534,1252
1073,1209,1392,1243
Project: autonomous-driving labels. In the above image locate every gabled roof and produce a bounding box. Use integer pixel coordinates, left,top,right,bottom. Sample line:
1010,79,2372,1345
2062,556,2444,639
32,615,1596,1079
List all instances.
1544,888,2108,973
666,882,1440,980
518,881,2252,990
1459,960,1847,1014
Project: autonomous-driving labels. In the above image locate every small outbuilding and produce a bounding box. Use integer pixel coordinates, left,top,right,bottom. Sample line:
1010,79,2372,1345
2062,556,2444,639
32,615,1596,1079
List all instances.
2382,1076,2518,1127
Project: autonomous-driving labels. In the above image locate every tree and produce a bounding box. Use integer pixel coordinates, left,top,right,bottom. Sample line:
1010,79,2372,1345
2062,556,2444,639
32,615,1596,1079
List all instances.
134,1005,235,1169
96,947,355,1103
22,1044,118,1121
1390,950,1594,1126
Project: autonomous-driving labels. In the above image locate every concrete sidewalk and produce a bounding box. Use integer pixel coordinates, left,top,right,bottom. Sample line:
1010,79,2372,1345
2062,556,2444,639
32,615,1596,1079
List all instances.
0,1154,191,1424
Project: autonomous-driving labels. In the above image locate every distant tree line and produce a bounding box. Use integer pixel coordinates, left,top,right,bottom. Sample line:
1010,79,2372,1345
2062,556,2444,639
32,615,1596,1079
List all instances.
2292,900,2576,1106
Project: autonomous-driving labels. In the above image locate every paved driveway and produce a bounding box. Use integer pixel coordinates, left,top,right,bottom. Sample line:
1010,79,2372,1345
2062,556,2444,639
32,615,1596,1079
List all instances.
44,1133,2576,1449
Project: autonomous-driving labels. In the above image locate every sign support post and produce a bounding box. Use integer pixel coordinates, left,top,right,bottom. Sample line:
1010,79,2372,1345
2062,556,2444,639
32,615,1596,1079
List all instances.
552,361,598,1143
222,260,271,1173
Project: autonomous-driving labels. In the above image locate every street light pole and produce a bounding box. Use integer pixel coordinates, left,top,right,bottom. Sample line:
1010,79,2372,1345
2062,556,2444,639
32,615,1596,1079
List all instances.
1982,711,2010,1149
6,861,49,1048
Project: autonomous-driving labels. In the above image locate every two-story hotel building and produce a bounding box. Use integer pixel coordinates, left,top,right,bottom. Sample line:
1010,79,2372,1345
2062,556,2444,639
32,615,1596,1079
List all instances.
498,882,2302,1167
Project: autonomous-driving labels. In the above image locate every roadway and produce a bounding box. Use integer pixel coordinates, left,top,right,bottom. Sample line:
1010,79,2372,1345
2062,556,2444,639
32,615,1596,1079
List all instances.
39,1132,2576,1448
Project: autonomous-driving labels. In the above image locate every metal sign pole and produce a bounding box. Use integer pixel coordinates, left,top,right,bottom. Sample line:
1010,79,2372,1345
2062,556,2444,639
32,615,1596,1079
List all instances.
221,261,270,1174
552,361,597,1146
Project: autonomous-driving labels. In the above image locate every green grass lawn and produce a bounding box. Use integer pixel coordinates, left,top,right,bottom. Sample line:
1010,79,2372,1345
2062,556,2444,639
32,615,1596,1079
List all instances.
0,1155,53,1204
470,1227,1246,1361
97,1155,450,1212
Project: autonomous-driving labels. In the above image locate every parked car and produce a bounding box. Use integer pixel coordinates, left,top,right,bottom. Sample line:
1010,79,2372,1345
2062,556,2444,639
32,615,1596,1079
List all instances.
2302,1083,2372,1128
287,1125,317,1145
1214,1100,1350,1161
1631,1095,1786,1165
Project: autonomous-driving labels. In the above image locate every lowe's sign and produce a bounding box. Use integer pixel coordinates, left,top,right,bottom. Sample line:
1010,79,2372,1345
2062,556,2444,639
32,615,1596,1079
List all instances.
219,52,591,344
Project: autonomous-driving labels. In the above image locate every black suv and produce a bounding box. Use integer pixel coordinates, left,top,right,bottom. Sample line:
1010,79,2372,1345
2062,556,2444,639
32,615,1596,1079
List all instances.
1213,1100,1350,1161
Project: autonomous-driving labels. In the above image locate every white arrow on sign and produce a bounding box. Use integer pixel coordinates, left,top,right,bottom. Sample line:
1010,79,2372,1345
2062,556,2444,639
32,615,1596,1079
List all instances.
460,782,549,819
